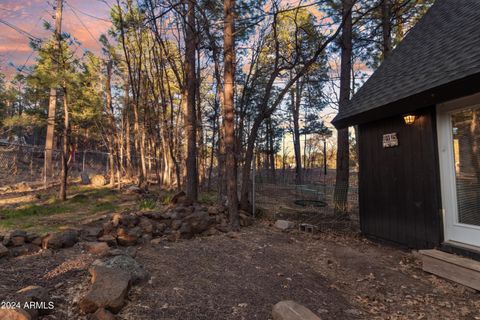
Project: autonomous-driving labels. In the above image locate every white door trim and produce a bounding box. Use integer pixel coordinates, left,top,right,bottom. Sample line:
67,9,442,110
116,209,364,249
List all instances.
437,92,480,247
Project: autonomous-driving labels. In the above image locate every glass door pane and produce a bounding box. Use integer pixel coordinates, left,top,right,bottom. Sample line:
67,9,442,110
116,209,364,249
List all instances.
452,106,480,226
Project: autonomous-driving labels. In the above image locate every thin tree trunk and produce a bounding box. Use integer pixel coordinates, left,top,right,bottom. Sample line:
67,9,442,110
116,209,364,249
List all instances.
45,0,63,180
224,0,239,230
59,87,69,201
334,0,353,214
184,0,198,201
291,83,302,185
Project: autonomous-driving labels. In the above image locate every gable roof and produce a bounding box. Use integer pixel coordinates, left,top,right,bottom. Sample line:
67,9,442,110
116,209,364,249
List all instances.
333,0,480,128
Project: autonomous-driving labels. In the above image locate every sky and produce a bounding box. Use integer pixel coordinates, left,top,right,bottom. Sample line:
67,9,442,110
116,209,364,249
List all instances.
0,0,114,80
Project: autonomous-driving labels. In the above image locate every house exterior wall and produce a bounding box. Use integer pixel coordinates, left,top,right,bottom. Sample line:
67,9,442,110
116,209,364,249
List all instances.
358,106,443,249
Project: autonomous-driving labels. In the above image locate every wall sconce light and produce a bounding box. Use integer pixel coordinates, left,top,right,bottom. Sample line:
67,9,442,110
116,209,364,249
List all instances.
403,114,416,125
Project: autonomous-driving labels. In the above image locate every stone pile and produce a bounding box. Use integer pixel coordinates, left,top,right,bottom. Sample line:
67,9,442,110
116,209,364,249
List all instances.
0,228,81,258
98,195,253,246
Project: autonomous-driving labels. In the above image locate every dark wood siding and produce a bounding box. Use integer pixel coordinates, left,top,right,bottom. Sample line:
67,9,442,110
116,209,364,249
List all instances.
358,106,443,249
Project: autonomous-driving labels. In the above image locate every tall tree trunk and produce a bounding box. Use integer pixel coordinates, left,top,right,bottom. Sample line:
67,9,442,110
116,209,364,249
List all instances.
59,87,69,201
44,0,63,181
291,83,302,185
224,0,239,229
184,0,198,201
334,0,353,214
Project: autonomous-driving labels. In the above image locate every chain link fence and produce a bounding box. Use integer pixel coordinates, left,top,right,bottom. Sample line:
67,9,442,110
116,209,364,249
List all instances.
252,168,359,233
0,142,112,190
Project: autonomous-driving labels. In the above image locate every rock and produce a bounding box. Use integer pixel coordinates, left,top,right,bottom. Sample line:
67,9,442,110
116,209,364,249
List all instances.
239,212,253,227
0,243,9,257
138,217,153,234
3,230,27,246
140,234,152,243
9,244,41,257
102,255,149,285
215,223,230,233
171,220,182,230
30,237,42,246
79,266,131,314
207,206,220,216
125,247,137,258
272,301,321,320
93,308,117,320
98,235,117,247
166,232,180,242
111,213,122,227
274,220,296,230
91,175,106,187
117,227,141,247
81,171,91,184
25,232,39,243
0,308,32,320
103,221,116,234
83,242,110,255
184,211,214,234
227,231,239,239
42,230,78,249
81,226,103,240
171,191,187,204
152,223,166,237
202,227,220,237
125,185,143,195
16,285,51,316
178,222,192,235
11,236,25,247
118,214,139,228
150,238,163,245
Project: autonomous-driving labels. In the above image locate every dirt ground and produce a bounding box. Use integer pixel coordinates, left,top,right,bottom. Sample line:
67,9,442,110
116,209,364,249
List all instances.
1,222,479,320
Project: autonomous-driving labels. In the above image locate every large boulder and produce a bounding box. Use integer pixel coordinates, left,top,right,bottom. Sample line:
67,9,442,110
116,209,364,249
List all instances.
274,220,296,230
184,211,215,234
83,242,110,256
16,285,52,317
100,254,150,285
42,230,78,249
79,266,131,314
272,301,321,320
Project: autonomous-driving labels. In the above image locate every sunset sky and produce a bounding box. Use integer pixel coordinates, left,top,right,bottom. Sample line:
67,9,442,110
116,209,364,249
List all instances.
0,0,113,80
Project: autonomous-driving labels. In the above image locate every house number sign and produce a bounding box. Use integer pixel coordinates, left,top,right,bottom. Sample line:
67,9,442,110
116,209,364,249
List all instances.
383,133,398,148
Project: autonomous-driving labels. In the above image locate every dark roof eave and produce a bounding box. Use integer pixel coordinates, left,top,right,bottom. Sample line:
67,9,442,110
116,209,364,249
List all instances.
332,72,480,129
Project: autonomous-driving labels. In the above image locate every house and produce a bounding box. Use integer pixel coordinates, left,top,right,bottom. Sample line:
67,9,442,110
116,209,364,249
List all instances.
332,0,480,260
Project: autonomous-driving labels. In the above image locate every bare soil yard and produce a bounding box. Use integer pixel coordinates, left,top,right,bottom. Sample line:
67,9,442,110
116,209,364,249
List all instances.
1,220,479,319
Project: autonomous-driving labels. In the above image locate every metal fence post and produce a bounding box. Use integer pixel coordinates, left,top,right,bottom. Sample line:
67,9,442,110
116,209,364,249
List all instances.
252,153,256,219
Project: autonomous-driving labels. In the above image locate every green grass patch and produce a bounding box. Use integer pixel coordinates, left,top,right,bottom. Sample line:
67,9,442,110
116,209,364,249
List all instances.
138,198,156,211
91,202,117,213
198,191,217,205
0,204,69,220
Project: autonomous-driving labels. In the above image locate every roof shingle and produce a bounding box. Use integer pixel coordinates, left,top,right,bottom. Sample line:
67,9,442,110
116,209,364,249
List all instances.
333,0,480,127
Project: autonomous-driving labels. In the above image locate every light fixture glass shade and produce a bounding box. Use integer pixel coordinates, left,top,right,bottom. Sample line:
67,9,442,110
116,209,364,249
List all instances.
403,114,416,125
